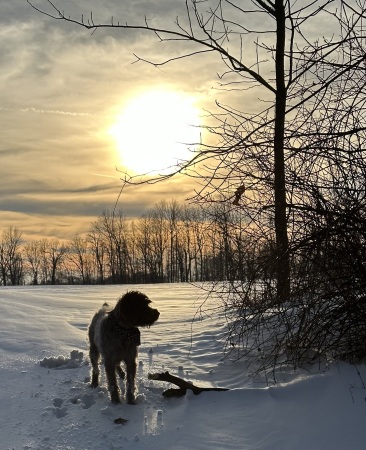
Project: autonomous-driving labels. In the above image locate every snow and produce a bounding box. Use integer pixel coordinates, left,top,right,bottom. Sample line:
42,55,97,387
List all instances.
0,284,365,450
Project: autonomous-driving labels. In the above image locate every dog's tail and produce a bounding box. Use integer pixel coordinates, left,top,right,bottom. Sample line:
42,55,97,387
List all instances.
95,302,110,314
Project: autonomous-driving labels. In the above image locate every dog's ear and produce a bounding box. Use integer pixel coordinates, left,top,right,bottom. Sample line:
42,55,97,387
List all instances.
114,296,127,322
114,291,142,321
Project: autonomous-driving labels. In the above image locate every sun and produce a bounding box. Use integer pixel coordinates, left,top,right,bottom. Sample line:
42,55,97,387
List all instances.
109,90,201,174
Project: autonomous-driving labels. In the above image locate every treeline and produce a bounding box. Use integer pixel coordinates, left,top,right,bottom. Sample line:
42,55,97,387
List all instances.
0,200,259,286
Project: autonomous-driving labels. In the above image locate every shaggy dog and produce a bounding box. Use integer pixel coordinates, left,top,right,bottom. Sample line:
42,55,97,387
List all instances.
88,291,159,404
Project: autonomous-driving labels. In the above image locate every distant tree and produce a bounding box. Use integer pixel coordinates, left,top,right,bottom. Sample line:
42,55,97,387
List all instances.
45,239,67,285
23,0,366,371
156,200,182,283
134,215,159,283
38,239,50,284
177,205,200,282
29,0,366,302
0,227,23,286
23,240,43,285
87,227,107,284
67,234,92,284
186,206,209,282
91,210,132,283
143,206,170,282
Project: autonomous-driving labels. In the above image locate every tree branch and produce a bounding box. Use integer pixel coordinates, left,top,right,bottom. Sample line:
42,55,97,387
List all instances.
148,371,229,397
27,0,276,93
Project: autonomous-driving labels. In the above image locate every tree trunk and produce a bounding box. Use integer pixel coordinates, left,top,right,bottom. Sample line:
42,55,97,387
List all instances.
274,0,290,302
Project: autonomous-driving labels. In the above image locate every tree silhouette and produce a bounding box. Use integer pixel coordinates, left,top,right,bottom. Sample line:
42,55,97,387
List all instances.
27,0,366,303
27,0,366,367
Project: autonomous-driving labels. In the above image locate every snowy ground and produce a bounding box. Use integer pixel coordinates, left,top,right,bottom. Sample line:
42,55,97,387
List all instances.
0,284,365,450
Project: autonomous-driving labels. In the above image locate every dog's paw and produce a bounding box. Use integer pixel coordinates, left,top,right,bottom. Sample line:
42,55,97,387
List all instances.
110,391,122,404
126,393,137,405
90,373,99,388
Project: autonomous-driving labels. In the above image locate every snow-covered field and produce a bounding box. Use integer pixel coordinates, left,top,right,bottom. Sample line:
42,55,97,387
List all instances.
0,283,365,450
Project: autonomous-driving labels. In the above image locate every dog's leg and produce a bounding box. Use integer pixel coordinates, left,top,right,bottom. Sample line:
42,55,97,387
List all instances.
116,365,125,380
125,358,137,405
105,360,121,404
89,341,100,388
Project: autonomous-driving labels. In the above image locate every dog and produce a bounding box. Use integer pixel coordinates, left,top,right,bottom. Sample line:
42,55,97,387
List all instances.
88,290,159,404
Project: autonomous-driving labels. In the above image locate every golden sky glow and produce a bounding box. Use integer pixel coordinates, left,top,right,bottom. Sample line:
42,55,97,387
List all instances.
0,1,218,241
0,1,332,242
108,90,201,174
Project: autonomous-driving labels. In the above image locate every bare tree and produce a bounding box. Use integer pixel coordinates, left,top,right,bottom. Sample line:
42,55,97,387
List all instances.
28,0,366,302
24,0,366,370
42,239,67,285
67,234,92,284
147,206,170,282
87,227,107,284
0,227,23,285
134,214,162,282
177,205,200,282
90,210,133,283
187,206,210,282
24,240,43,285
156,200,182,282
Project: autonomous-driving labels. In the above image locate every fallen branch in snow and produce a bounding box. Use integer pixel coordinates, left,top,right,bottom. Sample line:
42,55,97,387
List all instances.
148,371,229,398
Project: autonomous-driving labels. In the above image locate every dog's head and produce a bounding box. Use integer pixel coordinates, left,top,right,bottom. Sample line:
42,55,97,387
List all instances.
113,290,160,328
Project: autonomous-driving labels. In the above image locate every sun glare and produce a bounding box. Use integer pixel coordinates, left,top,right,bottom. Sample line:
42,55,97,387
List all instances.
109,90,201,174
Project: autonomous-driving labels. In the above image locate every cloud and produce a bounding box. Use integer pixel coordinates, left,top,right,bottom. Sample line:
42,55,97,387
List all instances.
0,107,93,116
0,0,222,241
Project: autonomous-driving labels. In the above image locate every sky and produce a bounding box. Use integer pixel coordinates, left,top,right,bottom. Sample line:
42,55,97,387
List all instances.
0,1,344,242
0,0,222,242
